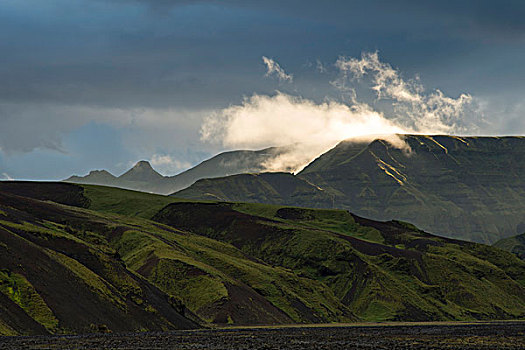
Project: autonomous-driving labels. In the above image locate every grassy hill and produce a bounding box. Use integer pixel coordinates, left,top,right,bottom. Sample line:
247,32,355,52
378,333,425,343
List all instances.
175,135,525,244
0,181,524,335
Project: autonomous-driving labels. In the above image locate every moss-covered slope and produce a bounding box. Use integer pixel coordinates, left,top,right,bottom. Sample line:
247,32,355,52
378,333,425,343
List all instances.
0,182,524,335
153,202,525,322
0,189,198,335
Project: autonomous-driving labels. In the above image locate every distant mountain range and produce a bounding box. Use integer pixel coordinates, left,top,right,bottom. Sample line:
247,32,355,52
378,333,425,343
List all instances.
174,135,525,244
65,147,287,194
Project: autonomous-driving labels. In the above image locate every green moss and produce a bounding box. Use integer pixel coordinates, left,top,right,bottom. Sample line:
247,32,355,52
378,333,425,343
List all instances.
2,183,523,328
0,271,58,332
149,258,228,313
361,300,396,321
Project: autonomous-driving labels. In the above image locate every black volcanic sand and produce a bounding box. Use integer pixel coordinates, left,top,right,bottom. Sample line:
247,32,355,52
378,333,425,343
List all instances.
1,322,524,349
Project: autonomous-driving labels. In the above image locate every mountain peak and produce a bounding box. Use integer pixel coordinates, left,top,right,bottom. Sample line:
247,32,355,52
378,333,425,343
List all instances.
119,160,164,182
133,160,153,168
64,169,116,184
87,169,115,177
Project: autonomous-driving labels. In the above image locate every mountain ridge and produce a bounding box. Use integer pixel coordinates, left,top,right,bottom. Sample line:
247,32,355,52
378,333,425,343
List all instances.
175,135,525,244
65,147,288,194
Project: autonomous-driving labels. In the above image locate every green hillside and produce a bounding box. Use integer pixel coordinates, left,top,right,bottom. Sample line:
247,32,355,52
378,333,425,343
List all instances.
0,182,523,335
175,135,525,244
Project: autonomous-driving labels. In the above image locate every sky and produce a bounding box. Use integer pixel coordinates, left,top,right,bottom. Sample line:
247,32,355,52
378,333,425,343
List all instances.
1,0,525,179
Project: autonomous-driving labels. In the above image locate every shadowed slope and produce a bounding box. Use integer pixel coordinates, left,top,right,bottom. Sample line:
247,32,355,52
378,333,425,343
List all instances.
175,172,333,207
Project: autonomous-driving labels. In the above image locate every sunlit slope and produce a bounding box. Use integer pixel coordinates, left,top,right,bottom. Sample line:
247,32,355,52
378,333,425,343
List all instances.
176,135,525,244
81,184,525,322
0,182,524,336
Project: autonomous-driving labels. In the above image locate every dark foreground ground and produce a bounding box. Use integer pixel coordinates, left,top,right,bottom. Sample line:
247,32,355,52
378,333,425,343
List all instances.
1,321,524,349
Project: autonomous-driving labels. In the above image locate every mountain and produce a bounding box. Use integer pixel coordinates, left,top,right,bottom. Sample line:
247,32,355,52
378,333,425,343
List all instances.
65,169,117,186
174,135,525,244
118,160,164,182
494,233,525,260
65,147,285,194
176,172,334,207
0,181,524,335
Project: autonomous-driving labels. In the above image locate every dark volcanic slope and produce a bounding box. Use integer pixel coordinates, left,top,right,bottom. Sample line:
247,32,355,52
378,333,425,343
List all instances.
175,135,525,244
0,189,196,335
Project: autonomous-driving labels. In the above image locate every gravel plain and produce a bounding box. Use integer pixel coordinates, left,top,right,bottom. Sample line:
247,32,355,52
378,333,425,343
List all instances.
1,321,524,349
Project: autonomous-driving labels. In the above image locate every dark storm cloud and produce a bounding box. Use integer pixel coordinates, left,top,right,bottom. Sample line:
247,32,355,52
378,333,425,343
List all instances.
3,0,524,110
1,0,525,179
130,0,525,38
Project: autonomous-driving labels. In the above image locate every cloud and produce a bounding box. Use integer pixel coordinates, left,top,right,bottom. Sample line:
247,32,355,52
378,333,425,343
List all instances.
316,59,327,73
262,56,293,82
202,52,475,173
1,173,13,181
0,103,209,155
201,92,410,172
334,51,476,134
150,154,192,174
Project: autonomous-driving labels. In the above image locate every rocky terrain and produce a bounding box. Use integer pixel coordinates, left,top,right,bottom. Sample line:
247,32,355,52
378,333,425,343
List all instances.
1,322,523,349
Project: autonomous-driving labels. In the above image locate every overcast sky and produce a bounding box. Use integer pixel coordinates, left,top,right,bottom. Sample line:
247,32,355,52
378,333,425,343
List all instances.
1,0,525,179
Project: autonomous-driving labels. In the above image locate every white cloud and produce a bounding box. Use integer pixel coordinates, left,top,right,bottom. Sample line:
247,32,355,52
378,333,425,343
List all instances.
316,59,327,73
201,92,410,172
202,52,477,173
150,154,192,174
334,51,475,134
262,56,293,82
1,173,13,180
